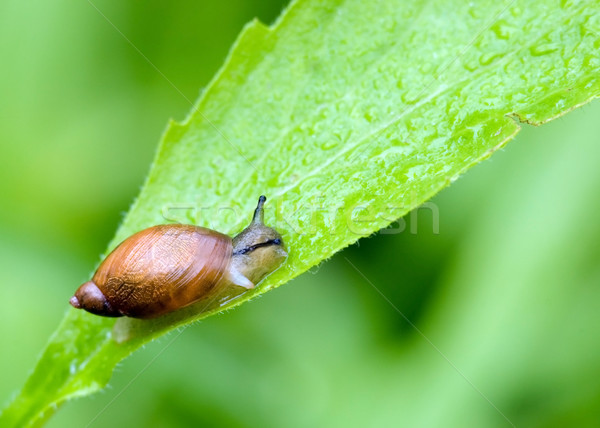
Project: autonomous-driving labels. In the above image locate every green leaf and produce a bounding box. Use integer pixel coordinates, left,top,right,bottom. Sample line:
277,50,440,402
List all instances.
2,0,599,425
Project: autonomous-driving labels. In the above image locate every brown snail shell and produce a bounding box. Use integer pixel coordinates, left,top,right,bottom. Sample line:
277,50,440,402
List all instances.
70,196,286,319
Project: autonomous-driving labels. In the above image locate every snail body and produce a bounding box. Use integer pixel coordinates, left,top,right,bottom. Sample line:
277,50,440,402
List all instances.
70,196,286,319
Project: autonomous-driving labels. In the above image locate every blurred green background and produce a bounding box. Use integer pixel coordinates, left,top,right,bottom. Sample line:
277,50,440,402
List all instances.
1,1,600,427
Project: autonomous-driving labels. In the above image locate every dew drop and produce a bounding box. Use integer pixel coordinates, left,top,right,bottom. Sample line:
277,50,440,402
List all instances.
479,52,503,66
462,56,479,72
530,43,558,57
509,5,522,18
560,0,576,8
419,62,433,75
491,20,513,40
363,108,379,123
320,138,338,151
401,89,421,104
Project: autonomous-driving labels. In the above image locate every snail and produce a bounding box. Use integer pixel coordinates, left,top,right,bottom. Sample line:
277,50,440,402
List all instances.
69,196,286,319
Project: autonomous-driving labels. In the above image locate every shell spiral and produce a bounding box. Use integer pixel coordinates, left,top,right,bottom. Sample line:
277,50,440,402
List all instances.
89,224,232,318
